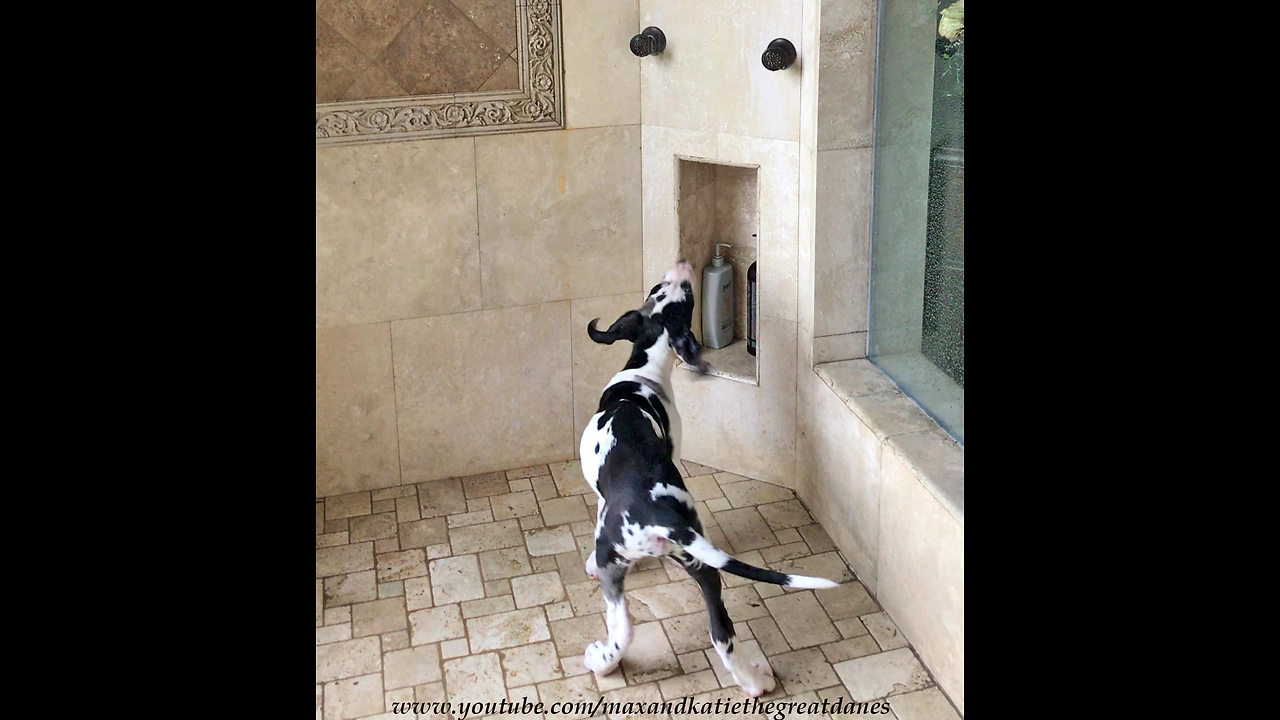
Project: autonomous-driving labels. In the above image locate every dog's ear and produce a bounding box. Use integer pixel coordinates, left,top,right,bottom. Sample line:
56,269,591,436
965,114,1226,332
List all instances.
587,311,645,345
672,328,711,374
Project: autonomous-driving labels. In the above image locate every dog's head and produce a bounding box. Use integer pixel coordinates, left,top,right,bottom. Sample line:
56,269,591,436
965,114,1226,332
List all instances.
587,261,710,373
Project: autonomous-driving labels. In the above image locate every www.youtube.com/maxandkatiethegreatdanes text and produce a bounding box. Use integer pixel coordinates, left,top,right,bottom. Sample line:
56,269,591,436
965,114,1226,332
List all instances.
390,696,892,719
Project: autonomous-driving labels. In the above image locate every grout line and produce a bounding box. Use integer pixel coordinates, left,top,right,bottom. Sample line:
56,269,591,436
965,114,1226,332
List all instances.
473,136,486,310
388,323,405,488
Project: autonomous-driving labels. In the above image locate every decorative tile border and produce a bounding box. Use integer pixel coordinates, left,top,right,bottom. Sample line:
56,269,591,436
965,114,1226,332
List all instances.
316,1,564,146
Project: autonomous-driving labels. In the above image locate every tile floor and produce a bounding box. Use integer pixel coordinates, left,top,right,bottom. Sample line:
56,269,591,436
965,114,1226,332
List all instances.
316,460,960,720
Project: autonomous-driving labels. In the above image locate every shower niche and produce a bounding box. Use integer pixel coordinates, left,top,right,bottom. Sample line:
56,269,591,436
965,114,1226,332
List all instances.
675,157,759,385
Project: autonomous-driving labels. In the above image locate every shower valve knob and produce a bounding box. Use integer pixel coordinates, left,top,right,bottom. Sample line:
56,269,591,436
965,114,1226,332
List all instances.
631,27,666,57
761,38,797,71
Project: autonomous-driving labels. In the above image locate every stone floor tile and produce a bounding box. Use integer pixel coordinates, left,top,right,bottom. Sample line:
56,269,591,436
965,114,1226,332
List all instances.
526,526,577,556
513,571,567,608
627,568,671,590
566,581,602,616
746,616,790,656
468,497,491,512
561,654,590,677
385,644,442,689
604,681,668,719
773,528,802,544
374,537,400,554
317,623,352,645
318,542,375,578
462,472,511,498
326,518,349,534
539,553,568,575
316,636,381,683
426,543,452,559
757,501,814,530
714,508,777,552
596,669,628,693
323,672,382,720
820,636,880,664
478,547,533,582
501,640,564,687
550,461,594,497
441,638,470,659
541,496,590,526
325,570,377,607
326,491,372,520
325,606,351,625
770,552,856,586
385,687,414,713
683,475,722,502
373,485,416,502
352,597,407,638
508,465,552,480
486,579,512,596
382,631,410,652
813,582,878,620
622,621,680,685
571,520,596,536
835,617,868,638
450,519,525,554
430,554,485,604
755,582,783,599
832,648,932,701
510,478,534,492
721,585,770,621
660,612,712,655
494,491,540,520
764,592,840,649
703,498,731,513
317,579,324,627
409,605,465,645
536,674,599,719
317,503,325,534
468,607,552,652
445,653,508,708
418,479,467,518
399,518,449,549
884,687,960,720
678,651,710,674
682,461,720,476
627,581,705,621
379,581,404,599
550,614,607,656
701,639,764,690
522,515,547,530
547,601,574,621
396,496,421,522
405,577,432,610
317,531,349,548
376,549,428,582
532,476,559,501
448,509,495,528
861,612,908,651
796,524,835,553
717,478,794,508
372,498,394,514
463,595,517,618
760,543,813,564
351,512,398,542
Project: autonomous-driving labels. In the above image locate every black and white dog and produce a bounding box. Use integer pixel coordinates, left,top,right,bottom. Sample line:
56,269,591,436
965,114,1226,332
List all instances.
578,261,838,697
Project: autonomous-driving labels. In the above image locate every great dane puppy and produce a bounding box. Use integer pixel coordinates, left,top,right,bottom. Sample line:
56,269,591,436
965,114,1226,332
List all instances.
578,261,838,697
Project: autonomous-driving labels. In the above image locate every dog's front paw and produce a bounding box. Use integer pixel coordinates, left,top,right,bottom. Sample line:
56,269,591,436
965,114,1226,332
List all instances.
734,659,776,697
583,640,620,675
585,551,599,580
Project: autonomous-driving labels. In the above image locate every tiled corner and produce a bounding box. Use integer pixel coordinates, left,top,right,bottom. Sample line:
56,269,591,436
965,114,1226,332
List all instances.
316,324,401,498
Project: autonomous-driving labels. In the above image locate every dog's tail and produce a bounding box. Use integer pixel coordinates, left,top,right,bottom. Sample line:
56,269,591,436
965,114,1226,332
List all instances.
677,531,839,589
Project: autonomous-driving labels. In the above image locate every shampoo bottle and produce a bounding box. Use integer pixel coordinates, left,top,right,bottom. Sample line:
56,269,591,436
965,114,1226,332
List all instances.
702,244,735,349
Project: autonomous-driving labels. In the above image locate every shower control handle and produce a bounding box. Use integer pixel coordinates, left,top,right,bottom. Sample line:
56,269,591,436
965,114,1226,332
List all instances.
631,27,667,57
761,38,797,71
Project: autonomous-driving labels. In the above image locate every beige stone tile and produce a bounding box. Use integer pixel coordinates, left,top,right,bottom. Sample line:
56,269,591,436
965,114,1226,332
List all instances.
317,531,349,548
536,674,600,720
571,292,646,435
754,581,783,599
427,543,452,559
468,607,552,652
654,669,717,702
769,647,840,695
377,549,427,582
441,638,469,659
479,546,534,580
382,631,409,652
317,579,324,627
603,681,667,719
540,496,590,526
682,461,720,476
820,635,880,664
718,479,794,508
351,512,398,543
526,526,577,556
813,581,878,621
508,464,552,480
627,581,705,621
510,478,534,492
445,653,508,708
764,592,840,649
550,461,594,497
327,492,373,519
721,585,770,622
318,543,376,578
476,127,641,309
405,577,433,611
816,0,876,151
462,472,510,498
429,555,485,604
551,614,607,656
682,475,722,502
326,607,352,626
813,149,872,338
523,515,548,531
393,303,574,481
501,641,564,687
409,604,464,646
384,644,442,690
322,672,382,720
486,579,512,597
399,518,449,549
547,601,575,621
627,568,671,590
571,520,596,536
375,537,400,554
835,618,869,641
703,497,731,513
417,479,467,518
556,552,591,585
493,491,540,520
326,519,349,534
316,325,400,498
701,639,765,692
448,509,495,528
746,616,790,656
414,681,450,716
884,429,963,522
832,648,931,702
395,496,421,523
532,475,560,501
661,613,711,655
563,0,639,128
756,501,813,530
771,552,856,586
796,524,834,553
352,596,407,637
385,687,414,715
469,497,490,512
462,595,517,618
714,508,777,552
885,687,960,720
565,581,602,617
316,636,381,683
512,571,567,608
561,655,590,678
760,543,812,564
317,623,352,645
315,138,480,327
317,503,326,534
450,519,525,554
678,651,710,675
620,621,680,685
373,485,416,502
861,612,907,651
773,528,802,545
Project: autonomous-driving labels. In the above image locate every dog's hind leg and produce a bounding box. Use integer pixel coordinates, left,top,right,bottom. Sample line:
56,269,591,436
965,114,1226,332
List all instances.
583,546,632,676
684,562,776,697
